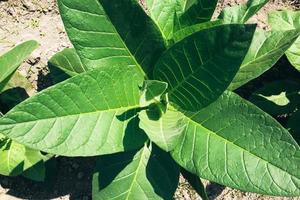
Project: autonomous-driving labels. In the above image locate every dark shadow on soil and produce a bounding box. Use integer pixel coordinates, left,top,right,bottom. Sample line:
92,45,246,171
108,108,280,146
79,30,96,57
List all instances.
1,157,96,200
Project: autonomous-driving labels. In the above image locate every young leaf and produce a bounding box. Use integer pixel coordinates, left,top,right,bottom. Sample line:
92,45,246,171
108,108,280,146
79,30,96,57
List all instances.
154,24,256,111
249,80,300,115
0,65,146,156
219,0,269,23
0,40,38,91
229,28,300,90
171,91,300,196
139,109,186,152
58,0,165,76
139,80,168,107
174,0,218,31
181,168,208,200
269,10,300,71
146,0,218,40
92,144,179,200
146,0,177,40
48,48,87,77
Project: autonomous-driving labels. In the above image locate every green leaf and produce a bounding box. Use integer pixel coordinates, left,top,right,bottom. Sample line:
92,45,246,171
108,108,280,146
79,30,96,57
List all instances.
0,139,26,176
139,109,186,152
154,24,256,111
229,28,300,90
22,148,47,182
181,168,208,200
0,65,147,156
2,71,35,96
219,0,269,23
146,0,218,41
139,80,168,107
249,80,300,115
48,48,87,77
268,10,300,71
174,0,218,31
146,0,177,41
173,20,223,42
171,91,300,196
92,144,179,200
0,40,38,91
287,110,300,145
58,0,165,76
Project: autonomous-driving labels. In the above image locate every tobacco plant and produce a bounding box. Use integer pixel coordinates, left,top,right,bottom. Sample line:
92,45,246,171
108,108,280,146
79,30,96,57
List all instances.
0,0,300,199
0,41,49,181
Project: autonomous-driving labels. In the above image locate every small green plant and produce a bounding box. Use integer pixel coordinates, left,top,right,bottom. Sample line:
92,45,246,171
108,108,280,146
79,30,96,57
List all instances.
0,0,300,199
0,41,50,181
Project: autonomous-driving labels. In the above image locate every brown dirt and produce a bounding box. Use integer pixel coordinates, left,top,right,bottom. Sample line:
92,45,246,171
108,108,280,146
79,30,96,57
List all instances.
0,0,299,200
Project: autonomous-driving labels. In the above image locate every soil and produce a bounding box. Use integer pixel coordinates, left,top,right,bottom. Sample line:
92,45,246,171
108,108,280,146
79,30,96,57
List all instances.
0,0,299,200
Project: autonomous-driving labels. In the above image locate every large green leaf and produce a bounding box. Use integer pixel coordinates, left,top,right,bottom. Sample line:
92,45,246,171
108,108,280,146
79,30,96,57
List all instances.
93,144,179,200
154,24,256,111
268,10,300,71
58,0,165,76
229,28,300,90
48,48,86,77
219,0,269,23
139,109,186,152
171,91,300,196
0,65,146,156
249,80,300,115
0,40,38,91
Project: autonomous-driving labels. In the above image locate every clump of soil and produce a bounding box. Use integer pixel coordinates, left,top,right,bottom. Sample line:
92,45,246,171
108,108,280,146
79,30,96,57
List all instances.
0,0,299,200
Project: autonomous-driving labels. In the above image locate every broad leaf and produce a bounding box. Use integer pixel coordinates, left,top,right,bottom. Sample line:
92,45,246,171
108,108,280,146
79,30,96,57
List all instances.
0,40,38,91
48,48,86,77
139,109,186,152
181,168,208,200
93,144,179,200
268,10,300,71
0,65,147,156
219,0,269,23
58,0,165,76
154,24,256,111
229,28,300,90
249,80,300,115
287,110,300,144
172,91,300,196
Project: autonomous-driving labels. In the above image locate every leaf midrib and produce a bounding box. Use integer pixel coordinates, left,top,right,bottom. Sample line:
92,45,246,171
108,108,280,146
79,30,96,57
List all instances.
2,105,140,125
186,116,299,179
